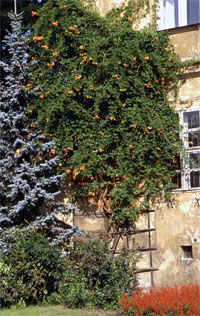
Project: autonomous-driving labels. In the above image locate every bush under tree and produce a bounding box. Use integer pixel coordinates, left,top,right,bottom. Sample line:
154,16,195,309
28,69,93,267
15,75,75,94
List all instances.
61,236,139,309
0,231,139,308
0,230,65,307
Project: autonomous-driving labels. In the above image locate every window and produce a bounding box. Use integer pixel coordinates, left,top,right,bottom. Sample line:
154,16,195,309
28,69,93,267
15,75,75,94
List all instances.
157,0,200,30
174,108,200,190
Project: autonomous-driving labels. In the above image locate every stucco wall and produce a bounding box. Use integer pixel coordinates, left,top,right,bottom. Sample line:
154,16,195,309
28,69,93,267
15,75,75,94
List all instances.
170,24,200,61
94,0,123,16
152,192,200,287
137,25,200,288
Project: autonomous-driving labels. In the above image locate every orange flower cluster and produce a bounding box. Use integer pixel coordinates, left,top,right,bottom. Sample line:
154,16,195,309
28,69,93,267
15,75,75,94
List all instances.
52,51,59,56
67,89,73,94
112,74,119,79
47,62,55,67
32,11,38,16
52,21,58,26
65,29,72,34
120,283,200,316
59,5,67,9
33,36,43,42
41,45,49,50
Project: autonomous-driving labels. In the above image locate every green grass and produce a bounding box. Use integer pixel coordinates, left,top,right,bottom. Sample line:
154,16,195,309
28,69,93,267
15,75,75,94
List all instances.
0,305,122,316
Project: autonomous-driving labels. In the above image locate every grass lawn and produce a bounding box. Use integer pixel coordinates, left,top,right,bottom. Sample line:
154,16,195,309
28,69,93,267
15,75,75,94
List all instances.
0,305,123,316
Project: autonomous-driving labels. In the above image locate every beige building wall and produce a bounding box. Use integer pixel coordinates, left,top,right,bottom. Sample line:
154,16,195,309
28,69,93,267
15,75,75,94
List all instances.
94,0,123,16
137,24,200,288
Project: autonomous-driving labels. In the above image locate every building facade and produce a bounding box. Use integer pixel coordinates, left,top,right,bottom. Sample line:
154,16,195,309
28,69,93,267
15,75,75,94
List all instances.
74,0,200,288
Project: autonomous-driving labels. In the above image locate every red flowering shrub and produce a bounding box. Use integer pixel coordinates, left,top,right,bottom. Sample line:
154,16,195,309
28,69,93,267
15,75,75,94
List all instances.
120,283,200,316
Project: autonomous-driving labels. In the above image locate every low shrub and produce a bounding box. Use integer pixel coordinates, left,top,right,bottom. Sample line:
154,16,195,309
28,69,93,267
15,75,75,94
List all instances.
0,230,65,307
61,236,139,309
120,283,200,316
0,231,139,309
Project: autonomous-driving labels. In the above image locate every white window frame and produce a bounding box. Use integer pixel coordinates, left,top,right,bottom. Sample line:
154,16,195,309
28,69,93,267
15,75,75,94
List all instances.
157,0,200,31
174,107,200,191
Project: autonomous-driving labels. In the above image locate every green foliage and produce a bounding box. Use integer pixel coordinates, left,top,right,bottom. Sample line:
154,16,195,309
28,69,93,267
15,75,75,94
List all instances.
0,231,65,308
61,236,138,309
0,232,139,310
29,0,182,226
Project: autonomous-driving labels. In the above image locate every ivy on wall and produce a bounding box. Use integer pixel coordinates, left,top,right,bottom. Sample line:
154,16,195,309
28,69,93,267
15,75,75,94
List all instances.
29,0,182,227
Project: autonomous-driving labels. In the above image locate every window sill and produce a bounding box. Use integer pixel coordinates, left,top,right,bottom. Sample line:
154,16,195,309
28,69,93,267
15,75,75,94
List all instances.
158,23,200,34
172,188,200,193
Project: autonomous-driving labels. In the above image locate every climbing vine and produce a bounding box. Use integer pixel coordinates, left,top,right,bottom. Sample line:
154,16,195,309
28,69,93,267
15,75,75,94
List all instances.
28,0,182,227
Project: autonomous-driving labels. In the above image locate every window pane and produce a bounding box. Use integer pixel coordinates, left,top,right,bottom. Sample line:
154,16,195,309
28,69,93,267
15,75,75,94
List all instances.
176,154,181,169
157,0,177,30
157,0,200,30
190,171,200,187
184,111,200,129
172,172,182,188
188,131,200,147
187,0,200,25
190,153,200,168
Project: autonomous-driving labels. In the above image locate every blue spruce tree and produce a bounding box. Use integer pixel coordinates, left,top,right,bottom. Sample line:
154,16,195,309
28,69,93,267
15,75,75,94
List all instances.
0,12,76,252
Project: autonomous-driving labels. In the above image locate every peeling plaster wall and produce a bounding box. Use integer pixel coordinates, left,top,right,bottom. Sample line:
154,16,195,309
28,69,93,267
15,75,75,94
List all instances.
94,0,124,16
137,25,200,288
152,192,200,287
170,25,200,61
93,0,150,28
